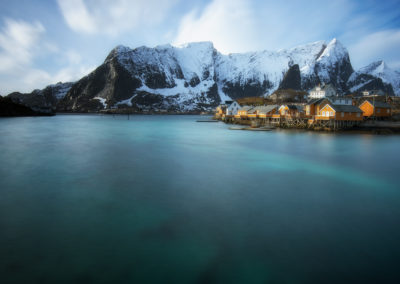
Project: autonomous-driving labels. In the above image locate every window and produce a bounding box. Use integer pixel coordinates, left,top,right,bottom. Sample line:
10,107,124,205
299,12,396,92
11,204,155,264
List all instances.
322,111,325,116
387,109,390,113
357,113,360,117
377,109,381,113
330,111,333,116
341,112,344,117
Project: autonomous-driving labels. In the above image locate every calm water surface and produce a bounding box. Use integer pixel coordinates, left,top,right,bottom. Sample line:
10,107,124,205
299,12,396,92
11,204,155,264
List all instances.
0,115,399,284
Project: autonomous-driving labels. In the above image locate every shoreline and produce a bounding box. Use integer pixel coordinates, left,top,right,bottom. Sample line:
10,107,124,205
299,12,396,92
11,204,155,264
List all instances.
2,112,400,135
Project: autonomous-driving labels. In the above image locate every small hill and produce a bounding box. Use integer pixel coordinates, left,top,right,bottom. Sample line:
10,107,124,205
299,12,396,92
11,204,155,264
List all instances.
0,97,54,117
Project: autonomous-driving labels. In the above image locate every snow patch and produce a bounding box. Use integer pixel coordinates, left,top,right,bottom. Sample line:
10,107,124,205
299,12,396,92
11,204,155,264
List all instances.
94,97,107,108
116,95,136,107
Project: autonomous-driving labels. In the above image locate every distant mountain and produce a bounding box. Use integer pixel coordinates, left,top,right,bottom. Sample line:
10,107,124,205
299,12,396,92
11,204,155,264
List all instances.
0,96,54,117
7,82,73,114
347,61,399,96
5,39,400,113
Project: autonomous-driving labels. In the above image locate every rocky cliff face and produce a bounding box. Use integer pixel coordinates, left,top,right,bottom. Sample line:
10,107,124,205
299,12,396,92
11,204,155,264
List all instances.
278,64,301,90
5,39,400,113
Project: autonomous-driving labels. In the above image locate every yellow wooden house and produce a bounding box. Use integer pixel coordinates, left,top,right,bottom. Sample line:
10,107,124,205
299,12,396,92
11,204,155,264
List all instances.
359,100,392,118
247,105,278,118
279,105,305,117
316,104,363,121
236,106,254,118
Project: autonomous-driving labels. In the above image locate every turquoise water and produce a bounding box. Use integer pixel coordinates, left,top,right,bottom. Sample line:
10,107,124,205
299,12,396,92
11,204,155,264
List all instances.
0,114,399,284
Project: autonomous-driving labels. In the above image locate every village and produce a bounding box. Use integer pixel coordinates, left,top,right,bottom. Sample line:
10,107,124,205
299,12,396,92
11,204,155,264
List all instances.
214,84,400,132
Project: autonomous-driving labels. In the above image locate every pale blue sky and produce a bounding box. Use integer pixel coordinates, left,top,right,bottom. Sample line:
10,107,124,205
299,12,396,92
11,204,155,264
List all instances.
0,0,399,94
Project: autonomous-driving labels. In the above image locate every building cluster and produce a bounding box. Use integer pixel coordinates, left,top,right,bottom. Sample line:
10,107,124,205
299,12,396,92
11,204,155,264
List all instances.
215,86,393,130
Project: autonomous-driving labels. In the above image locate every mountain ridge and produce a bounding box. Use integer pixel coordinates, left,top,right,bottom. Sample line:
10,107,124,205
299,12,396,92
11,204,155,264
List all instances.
5,39,400,113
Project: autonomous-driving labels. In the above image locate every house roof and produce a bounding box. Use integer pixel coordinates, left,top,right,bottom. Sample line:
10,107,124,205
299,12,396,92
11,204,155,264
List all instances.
289,105,305,112
323,104,363,113
281,104,304,112
307,98,328,105
227,101,239,108
249,105,278,114
363,100,392,108
294,105,305,112
239,105,254,112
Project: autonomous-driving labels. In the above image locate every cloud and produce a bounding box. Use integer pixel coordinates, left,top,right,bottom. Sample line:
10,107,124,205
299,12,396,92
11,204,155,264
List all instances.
174,0,259,54
56,0,97,34
0,18,94,93
173,0,355,53
0,18,45,72
57,0,178,36
173,0,400,70
348,29,400,69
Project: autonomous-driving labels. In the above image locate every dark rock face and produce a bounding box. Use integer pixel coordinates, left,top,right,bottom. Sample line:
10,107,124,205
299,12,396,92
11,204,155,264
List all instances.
57,58,142,112
301,76,321,92
206,83,220,105
0,97,54,117
131,91,165,110
269,89,308,103
144,69,172,89
222,79,273,99
189,75,200,87
279,64,301,90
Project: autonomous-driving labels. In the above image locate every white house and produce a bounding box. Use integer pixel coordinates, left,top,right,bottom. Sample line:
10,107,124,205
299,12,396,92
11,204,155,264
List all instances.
226,101,241,116
309,84,337,99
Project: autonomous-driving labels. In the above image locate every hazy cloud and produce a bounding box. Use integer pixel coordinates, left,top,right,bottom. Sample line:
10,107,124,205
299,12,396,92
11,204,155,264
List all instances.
0,18,45,72
0,18,94,93
174,0,259,53
174,0,400,71
57,0,178,36
348,29,400,69
174,0,354,53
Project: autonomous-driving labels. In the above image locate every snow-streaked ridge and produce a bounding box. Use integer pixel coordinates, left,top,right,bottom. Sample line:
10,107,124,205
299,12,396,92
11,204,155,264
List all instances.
349,60,400,95
104,38,399,110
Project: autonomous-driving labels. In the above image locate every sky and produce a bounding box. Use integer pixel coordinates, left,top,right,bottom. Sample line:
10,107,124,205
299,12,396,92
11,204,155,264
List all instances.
0,0,399,94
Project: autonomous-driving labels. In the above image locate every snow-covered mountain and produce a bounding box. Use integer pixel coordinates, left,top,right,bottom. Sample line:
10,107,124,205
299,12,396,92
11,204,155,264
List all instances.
58,38,359,112
7,38,400,113
348,61,400,95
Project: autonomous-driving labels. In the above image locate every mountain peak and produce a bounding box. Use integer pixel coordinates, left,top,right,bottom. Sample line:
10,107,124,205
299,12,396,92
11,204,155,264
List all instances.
155,43,173,50
361,60,389,74
105,45,132,62
375,60,387,73
351,60,400,95
175,41,214,50
316,37,349,66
